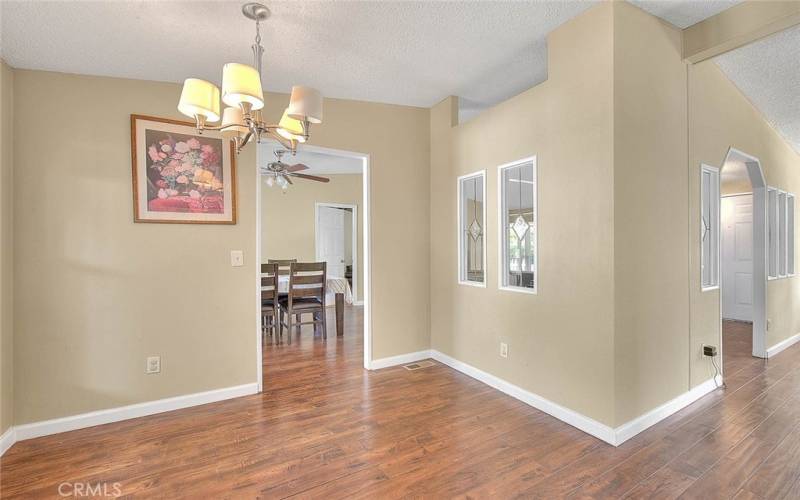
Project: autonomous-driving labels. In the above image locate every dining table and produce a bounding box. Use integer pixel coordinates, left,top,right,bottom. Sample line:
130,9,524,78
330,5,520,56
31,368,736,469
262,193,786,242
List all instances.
262,274,354,336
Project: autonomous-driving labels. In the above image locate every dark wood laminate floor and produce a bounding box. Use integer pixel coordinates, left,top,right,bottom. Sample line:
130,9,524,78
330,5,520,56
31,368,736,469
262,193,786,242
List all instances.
2,311,799,498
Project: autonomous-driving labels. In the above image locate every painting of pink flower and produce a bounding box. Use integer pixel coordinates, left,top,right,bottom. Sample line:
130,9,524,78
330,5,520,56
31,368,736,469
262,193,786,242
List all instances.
148,145,160,162
134,116,235,224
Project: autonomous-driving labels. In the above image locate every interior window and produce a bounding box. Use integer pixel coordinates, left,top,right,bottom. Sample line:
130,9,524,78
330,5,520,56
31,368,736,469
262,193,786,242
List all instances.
701,165,720,290
788,194,795,276
499,159,537,293
768,187,779,279
779,190,787,277
458,172,485,285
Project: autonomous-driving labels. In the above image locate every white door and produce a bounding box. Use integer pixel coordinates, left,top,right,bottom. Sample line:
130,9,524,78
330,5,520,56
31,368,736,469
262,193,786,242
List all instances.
722,194,754,322
317,206,346,277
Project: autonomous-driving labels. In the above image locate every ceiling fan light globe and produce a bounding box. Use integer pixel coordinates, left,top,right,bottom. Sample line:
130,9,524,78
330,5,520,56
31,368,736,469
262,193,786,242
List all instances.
221,63,264,110
178,78,221,122
287,86,323,124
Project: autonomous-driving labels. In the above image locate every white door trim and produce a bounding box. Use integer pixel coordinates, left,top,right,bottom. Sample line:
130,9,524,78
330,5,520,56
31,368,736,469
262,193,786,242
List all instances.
315,202,358,302
721,193,754,322
256,142,373,379
718,147,768,360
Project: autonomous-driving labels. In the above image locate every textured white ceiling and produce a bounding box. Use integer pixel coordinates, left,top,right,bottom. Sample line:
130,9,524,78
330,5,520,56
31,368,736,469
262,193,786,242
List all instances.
714,25,800,155
628,0,743,29
0,0,765,124
0,0,596,115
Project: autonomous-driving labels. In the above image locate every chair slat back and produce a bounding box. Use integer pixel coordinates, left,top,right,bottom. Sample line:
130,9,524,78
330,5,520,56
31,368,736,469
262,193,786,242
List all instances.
269,259,296,276
261,263,278,302
288,262,326,305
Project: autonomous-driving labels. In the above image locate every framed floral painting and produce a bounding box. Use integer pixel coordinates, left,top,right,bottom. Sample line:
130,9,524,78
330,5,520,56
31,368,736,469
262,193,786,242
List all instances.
131,115,237,224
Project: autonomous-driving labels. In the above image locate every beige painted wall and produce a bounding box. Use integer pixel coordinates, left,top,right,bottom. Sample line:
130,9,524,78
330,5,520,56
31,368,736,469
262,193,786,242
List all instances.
430,3,617,426
430,1,800,428
12,70,429,424
688,60,800,386
0,61,14,435
261,174,363,302
612,2,689,425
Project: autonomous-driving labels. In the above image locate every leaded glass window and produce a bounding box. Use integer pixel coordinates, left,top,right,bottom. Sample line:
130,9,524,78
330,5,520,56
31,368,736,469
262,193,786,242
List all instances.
458,171,485,285
499,158,536,293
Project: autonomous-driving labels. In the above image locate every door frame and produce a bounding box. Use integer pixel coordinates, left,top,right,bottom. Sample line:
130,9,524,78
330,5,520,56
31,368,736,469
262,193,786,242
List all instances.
256,142,372,392
315,202,359,303
718,147,768,360
720,193,754,323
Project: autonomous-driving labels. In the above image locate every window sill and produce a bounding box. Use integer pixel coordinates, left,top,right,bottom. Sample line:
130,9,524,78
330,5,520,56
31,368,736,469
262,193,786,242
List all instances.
458,280,486,288
499,285,537,295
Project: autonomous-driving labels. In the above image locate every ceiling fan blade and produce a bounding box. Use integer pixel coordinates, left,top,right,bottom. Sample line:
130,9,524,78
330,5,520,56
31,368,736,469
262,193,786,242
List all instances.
289,173,330,183
285,163,309,172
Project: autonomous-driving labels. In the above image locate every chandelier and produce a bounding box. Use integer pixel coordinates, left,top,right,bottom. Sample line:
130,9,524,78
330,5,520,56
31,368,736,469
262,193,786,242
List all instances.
176,3,323,154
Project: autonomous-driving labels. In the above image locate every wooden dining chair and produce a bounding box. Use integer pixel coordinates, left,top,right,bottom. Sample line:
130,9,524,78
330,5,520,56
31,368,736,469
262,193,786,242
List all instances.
279,262,327,342
268,259,301,324
268,259,296,276
260,263,280,341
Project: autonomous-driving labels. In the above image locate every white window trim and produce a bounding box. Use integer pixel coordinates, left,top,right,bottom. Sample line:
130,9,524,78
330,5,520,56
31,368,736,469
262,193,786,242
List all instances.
766,187,796,281
701,164,720,292
768,186,779,281
457,170,487,288
788,193,795,277
497,156,538,295
778,189,788,279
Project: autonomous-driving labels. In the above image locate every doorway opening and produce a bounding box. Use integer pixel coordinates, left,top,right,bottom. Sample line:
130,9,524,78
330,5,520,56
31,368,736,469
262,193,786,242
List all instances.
255,142,371,392
718,148,768,380
315,203,358,304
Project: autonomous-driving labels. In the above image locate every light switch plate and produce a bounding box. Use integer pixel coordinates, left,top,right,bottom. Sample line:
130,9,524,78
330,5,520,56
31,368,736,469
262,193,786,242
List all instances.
500,342,509,358
146,356,161,374
230,250,244,267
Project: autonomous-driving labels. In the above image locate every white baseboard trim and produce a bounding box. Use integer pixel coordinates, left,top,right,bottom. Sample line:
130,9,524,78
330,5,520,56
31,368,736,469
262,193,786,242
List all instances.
12,383,258,443
766,332,800,358
429,350,617,444
614,375,720,445
353,300,365,306
0,426,15,457
429,349,721,447
369,350,433,370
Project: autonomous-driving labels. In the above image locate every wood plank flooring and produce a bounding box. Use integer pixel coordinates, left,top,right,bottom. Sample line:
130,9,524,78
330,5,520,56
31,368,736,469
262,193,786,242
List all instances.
2,313,799,498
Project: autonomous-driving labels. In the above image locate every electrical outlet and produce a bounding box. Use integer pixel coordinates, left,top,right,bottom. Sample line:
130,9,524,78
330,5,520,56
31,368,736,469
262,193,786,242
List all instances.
146,356,161,374
500,342,509,358
702,344,718,357
230,250,244,267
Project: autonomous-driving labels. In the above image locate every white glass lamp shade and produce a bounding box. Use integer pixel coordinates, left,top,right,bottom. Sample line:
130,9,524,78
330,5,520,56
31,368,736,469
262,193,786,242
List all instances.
221,63,264,110
178,79,221,122
277,108,307,143
220,107,248,139
287,86,323,124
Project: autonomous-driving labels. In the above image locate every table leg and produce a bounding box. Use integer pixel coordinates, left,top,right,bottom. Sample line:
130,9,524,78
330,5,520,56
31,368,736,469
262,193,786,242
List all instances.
335,292,344,337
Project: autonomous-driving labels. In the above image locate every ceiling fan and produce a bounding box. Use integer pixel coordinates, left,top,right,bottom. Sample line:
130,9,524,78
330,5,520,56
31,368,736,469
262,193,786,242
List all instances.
260,149,330,191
